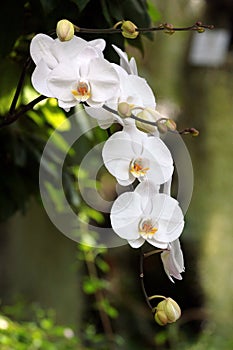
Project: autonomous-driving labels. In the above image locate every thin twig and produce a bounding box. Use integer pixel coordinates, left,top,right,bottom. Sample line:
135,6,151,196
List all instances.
0,95,47,128
84,249,115,350
143,249,163,259
9,57,32,114
74,22,214,35
139,248,153,310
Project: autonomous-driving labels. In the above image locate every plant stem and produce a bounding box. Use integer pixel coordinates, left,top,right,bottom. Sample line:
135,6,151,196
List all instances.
139,248,153,310
74,22,214,35
148,295,166,301
84,249,115,350
143,249,163,258
9,57,32,114
0,95,47,128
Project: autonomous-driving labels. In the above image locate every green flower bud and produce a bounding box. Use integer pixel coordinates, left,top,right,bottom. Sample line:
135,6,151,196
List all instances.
156,297,181,324
136,108,161,133
197,27,205,33
121,20,139,39
165,298,181,322
154,310,168,326
165,118,177,131
157,121,168,134
118,102,132,118
56,19,74,42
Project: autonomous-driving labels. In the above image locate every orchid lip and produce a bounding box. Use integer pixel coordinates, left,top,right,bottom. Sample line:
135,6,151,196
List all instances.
138,218,158,239
130,157,149,178
71,79,91,102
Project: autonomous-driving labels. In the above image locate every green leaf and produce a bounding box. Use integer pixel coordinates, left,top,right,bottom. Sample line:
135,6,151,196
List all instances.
96,256,110,273
0,59,21,115
98,299,119,319
83,277,108,294
40,0,61,15
147,0,161,23
71,0,91,12
0,1,25,57
44,182,66,212
100,0,114,25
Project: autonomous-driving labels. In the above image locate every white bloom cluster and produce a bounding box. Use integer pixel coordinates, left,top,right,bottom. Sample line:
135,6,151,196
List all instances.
30,34,185,282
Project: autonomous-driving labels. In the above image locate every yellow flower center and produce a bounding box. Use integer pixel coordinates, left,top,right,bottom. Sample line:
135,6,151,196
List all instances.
130,158,149,178
71,80,91,102
139,218,158,239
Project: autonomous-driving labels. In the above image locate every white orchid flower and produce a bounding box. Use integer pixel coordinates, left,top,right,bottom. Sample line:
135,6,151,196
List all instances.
102,123,173,186
161,239,185,282
85,62,155,129
30,33,105,68
110,181,184,249
30,34,119,110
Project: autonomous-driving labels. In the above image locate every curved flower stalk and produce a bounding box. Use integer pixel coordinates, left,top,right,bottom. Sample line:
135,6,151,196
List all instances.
30,34,119,111
110,181,184,249
102,123,173,186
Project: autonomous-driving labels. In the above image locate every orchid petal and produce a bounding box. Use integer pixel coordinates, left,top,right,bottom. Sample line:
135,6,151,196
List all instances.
102,131,135,180
112,44,138,75
30,34,57,68
150,194,184,243
87,58,120,104
89,38,106,53
127,75,156,108
161,239,184,282
128,237,145,248
31,60,54,97
58,99,76,111
47,62,77,102
110,192,142,240
52,36,88,62
141,137,174,184
146,238,168,249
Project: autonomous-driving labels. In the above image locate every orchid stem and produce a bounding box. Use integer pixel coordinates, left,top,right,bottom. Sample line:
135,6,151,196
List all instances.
9,57,32,114
74,22,214,35
139,248,153,310
143,249,163,258
148,295,167,301
0,95,47,128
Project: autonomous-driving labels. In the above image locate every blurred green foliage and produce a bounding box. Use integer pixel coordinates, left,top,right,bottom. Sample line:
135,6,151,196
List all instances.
0,305,124,350
0,310,80,350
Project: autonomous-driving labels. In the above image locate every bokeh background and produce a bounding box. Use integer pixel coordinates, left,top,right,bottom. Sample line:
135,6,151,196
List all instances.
0,0,232,349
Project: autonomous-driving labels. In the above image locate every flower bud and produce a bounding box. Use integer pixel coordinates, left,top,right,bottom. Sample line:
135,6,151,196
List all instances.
118,102,132,118
56,19,74,42
156,121,168,134
136,108,162,133
155,297,181,324
190,128,199,136
154,310,168,326
121,21,139,39
165,118,177,131
197,27,205,34
164,23,175,35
